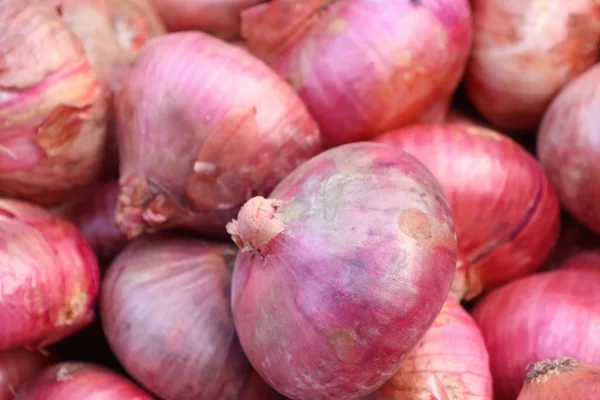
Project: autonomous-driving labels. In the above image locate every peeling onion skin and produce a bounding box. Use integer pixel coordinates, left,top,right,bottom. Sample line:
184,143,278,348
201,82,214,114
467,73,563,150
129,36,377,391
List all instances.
14,362,152,400
0,1,108,206
227,142,457,400
472,267,600,400
0,349,52,400
376,124,560,300
466,0,600,132
101,236,281,400
517,358,600,400
242,0,472,148
0,199,100,351
115,32,322,239
362,296,492,400
538,64,600,234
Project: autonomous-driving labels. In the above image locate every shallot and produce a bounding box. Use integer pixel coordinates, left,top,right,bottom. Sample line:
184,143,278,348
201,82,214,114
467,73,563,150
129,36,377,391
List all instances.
228,142,457,399
0,349,52,400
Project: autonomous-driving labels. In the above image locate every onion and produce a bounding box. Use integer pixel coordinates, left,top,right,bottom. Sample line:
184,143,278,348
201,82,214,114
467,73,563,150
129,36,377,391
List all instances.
0,349,52,400
101,235,281,400
376,124,560,300
241,0,473,148
150,0,264,39
227,142,457,399
560,251,600,272
14,362,152,399
115,32,321,238
537,64,600,234
363,296,492,399
544,215,600,270
0,1,107,206
472,267,600,400
0,199,100,351
517,358,600,400
466,0,600,132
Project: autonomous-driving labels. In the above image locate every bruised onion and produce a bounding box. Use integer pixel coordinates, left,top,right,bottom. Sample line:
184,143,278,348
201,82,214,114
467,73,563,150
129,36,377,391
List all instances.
517,358,600,400
537,64,600,234
227,142,457,399
466,0,600,132
363,296,492,399
376,124,560,299
115,32,321,238
15,362,152,399
101,236,281,400
472,267,600,400
0,199,100,351
241,0,472,148
0,349,52,400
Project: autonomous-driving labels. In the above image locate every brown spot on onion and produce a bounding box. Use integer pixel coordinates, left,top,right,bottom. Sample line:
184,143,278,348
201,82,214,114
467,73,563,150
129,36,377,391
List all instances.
398,208,432,240
328,328,359,364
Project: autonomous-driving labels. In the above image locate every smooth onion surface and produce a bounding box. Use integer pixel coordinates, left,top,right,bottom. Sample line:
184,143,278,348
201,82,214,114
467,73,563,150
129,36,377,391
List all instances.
115,32,321,238
15,362,152,400
0,349,52,400
228,142,457,399
242,0,472,148
376,124,560,299
0,1,107,205
363,296,492,399
466,0,600,132
101,236,280,400
0,199,100,351
472,267,600,400
537,64,600,234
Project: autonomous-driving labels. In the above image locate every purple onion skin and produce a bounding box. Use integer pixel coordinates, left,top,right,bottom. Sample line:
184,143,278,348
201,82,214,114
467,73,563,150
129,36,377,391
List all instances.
101,235,283,400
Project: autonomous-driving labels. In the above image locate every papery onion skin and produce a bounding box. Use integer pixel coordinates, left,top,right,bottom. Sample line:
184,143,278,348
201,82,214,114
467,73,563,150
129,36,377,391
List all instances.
362,296,492,400
228,142,457,400
0,1,107,206
537,64,600,234
466,0,600,132
376,124,560,300
115,32,321,239
516,358,600,400
14,362,152,400
472,267,600,400
0,349,52,400
0,199,100,351
101,236,281,400
241,0,472,148
150,0,264,39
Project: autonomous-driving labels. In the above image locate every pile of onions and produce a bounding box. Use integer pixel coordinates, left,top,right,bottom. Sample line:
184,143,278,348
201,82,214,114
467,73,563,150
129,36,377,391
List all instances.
14,363,152,399
466,0,600,132
101,236,281,400
241,0,473,147
150,0,264,39
517,358,600,400
376,124,560,299
0,199,100,351
227,142,457,399
115,32,321,238
537,64,600,234
363,296,492,399
0,349,52,399
0,1,107,205
472,267,600,399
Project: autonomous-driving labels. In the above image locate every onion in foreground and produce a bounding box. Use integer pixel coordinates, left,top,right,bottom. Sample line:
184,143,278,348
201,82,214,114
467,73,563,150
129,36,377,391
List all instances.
0,349,52,400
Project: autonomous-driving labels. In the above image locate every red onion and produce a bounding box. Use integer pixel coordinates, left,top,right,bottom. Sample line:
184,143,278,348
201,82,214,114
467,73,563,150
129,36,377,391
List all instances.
466,0,600,132
0,1,107,205
14,362,152,399
0,199,100,351
472,267,600,400
544,215,600,270
101,236,281,400
0,349,52,400
517,358,600,400
560,251,600,272
376,124,560,299
150,0,264,39
241,0,473,148
363,296,492,399
227,142,457,399
115,32,321,238
538,64,600,234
